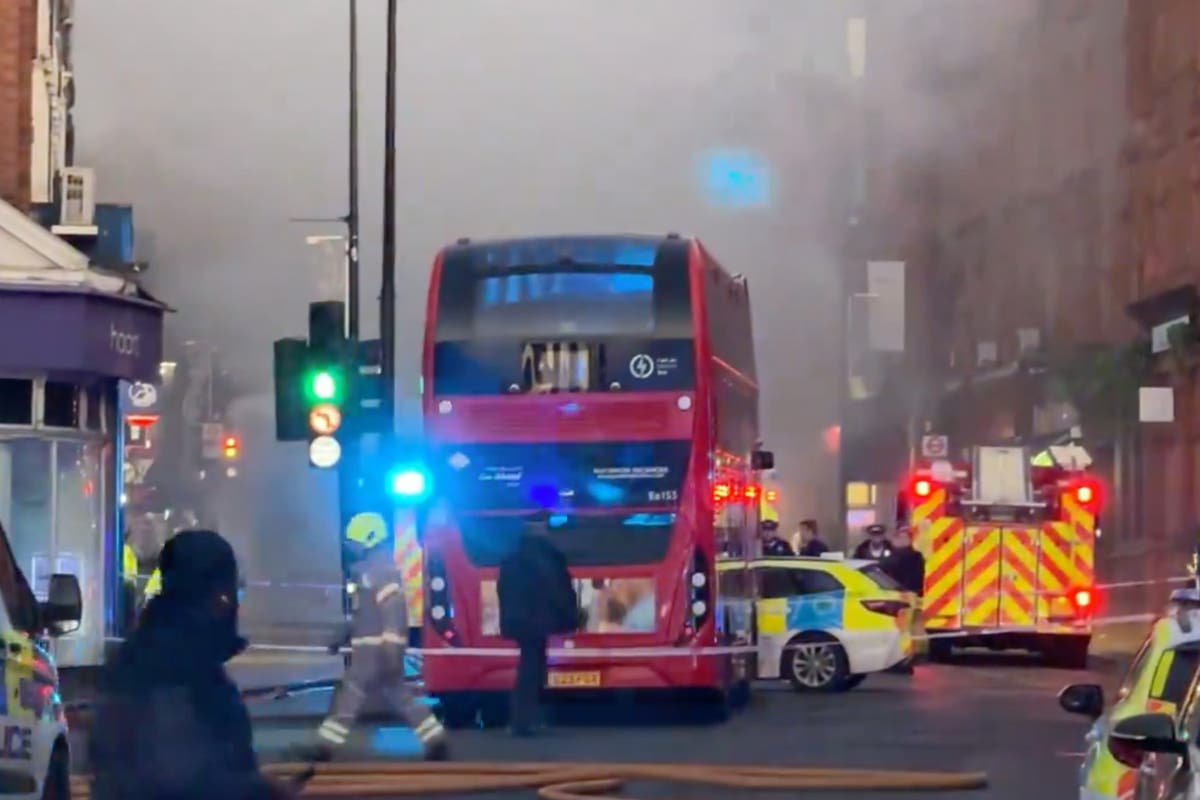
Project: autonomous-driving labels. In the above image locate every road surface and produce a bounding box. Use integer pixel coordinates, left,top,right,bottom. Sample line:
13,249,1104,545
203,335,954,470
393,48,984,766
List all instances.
71,650,1118,799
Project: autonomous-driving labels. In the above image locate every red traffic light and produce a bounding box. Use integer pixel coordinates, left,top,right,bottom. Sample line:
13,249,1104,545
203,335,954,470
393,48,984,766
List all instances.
222,435,240,460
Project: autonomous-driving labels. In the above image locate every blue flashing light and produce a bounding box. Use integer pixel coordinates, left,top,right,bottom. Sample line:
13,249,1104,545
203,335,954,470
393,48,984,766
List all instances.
529,483,559,508
386,465,431,502
585,480,625,506
623,513,676,527
548,514,569,529
474,237,658,270
701,149,772,208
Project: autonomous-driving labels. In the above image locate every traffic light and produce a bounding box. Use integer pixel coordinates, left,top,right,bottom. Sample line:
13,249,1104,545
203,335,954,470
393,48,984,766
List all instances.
305,301,348,469
221,434,240,460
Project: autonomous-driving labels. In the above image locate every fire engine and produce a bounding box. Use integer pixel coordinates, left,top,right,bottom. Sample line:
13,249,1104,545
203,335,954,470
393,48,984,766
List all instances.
899,445,1100,669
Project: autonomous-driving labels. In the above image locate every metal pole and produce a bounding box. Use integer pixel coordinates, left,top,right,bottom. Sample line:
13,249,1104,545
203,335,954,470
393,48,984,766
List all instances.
380,0,398,431
346,0,360,340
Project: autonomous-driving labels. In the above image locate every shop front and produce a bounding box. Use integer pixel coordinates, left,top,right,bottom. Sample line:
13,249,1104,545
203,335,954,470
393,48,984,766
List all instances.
0,285,164,670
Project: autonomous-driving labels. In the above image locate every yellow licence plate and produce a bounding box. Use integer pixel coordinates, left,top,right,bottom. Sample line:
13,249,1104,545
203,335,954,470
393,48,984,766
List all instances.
547,671,601,688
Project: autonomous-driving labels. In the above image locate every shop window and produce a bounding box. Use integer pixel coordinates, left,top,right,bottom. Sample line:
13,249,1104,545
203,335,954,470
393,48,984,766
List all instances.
0,438,52,621
51,440,103,666
0,379,33,426
43,381,79,428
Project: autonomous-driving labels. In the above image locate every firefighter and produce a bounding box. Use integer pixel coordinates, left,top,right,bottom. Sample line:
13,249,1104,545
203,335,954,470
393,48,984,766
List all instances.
309,518,448,761
853,524,893,561
91,529,297,799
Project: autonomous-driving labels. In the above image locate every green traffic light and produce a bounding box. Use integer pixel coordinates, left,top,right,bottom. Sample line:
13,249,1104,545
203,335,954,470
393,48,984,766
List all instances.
311,370,338,401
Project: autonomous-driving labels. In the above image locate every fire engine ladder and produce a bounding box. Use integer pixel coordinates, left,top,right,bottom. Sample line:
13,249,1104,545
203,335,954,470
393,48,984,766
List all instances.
958,447,1047,629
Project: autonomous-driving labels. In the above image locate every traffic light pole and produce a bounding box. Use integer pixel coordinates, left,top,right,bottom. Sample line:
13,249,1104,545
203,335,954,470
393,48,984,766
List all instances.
346,0,361,340
380,0,398,432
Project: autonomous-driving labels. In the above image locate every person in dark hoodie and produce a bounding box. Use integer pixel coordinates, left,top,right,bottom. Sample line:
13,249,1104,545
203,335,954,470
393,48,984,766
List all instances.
881,524,925,596
498,509,577,736
90,529,296,800
797,519,828,557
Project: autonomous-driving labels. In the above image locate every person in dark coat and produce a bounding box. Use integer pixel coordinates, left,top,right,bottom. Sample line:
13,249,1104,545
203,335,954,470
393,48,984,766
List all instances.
90,530,295,800
498,510,576,736
852,524,893,561
760,520,795,556
798,519,828,557
881,525,926,595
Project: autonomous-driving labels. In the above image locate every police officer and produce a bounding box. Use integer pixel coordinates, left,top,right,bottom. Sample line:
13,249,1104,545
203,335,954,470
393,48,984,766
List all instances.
91,529,296,799
760,519,795,557
311,515,448,760
853,524,893,561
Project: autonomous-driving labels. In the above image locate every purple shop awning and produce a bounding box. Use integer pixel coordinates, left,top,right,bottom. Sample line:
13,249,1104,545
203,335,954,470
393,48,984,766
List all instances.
0,285,166,382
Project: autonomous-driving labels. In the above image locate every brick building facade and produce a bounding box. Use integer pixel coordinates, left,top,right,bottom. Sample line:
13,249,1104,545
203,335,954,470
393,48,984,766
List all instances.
0,0,36,210
859,0,1200,613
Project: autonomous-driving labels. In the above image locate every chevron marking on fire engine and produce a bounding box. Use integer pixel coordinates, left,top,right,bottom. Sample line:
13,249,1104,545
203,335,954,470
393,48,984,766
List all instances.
921,517,964,628
1039,523,1076,592
962,528,1002,627
1063,495,1096,585
999,528,1037,626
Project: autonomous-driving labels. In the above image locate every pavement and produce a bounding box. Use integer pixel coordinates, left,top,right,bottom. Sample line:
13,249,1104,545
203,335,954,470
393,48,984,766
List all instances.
70,650,1121,799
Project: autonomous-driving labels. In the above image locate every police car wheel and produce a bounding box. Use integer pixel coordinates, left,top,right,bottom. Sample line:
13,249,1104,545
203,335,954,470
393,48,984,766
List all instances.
784,633,850,692
40,742,69,800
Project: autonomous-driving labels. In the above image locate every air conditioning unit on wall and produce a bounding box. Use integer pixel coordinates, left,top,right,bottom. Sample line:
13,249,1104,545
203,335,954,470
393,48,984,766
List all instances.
976,340,998,367
54,166,97,233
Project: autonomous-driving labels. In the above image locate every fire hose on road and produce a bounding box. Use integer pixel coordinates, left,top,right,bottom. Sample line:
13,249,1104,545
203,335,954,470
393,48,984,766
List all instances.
70,760,988,798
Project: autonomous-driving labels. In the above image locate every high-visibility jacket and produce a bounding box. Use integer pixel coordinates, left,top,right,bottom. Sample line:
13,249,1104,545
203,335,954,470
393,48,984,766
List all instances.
122,544,138,585
144,566,162,599
350,560,408,652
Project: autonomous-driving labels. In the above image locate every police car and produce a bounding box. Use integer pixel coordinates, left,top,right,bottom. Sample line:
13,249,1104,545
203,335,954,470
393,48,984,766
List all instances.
0,528,82,799
717,556,912,692
1060,589,1200,800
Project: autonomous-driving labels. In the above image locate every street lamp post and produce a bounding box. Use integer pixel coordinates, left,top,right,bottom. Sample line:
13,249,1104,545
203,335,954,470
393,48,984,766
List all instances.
380,0,399,432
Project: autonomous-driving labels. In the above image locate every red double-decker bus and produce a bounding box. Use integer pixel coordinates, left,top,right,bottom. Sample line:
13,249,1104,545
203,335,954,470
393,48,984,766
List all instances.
419,234,768,726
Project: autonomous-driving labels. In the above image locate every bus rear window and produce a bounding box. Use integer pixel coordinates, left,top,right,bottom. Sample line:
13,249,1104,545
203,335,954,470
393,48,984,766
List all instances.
860,564,902,591
457,513,675,568
473,271,654,337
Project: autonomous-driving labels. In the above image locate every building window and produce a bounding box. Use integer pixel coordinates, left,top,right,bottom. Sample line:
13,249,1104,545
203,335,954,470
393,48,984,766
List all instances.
0,380,34,426
43,381,80,429
84,383,104,432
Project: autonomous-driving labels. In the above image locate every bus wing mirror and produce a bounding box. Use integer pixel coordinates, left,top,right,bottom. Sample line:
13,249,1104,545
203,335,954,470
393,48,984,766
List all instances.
752,450,775,471
41,573,82,636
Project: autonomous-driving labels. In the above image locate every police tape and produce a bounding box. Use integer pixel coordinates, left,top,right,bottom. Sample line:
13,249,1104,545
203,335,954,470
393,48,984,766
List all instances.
244,611,1161,659
227,574,1200,595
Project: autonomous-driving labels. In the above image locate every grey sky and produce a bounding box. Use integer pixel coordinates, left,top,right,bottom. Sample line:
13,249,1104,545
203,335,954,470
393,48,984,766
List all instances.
72,0,868,524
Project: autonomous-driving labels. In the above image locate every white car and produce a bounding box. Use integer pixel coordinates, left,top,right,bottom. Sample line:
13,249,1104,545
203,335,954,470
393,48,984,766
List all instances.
0,525,83,799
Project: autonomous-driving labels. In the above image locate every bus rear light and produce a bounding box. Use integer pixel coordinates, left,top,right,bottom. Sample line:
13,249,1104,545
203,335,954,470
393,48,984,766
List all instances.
713,482,731,503
686,549,711,635
426,556,459,644
677,395,692,411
